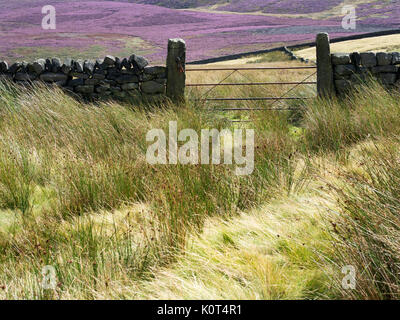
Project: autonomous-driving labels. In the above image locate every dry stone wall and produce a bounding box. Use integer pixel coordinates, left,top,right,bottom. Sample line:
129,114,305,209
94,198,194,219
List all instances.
332,52,400,94
0,54,167,101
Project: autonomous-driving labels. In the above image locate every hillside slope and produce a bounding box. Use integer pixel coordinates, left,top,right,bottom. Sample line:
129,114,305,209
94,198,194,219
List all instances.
0,1,399,63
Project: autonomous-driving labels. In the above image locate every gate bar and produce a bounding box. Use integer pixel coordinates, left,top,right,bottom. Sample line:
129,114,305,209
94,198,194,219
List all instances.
187,81,316,87
213,108,301,111
186,66,316,71
193,97,313,101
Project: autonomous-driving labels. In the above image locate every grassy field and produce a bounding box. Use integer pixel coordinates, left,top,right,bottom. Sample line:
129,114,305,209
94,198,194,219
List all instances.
0,52,400,299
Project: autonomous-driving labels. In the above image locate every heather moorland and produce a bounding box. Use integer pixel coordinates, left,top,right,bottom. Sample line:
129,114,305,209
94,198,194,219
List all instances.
0,0,399,63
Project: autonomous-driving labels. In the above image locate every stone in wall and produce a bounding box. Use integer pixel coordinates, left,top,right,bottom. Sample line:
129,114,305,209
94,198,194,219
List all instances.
359,52,377,68
116,74,139,84
74,60,84,73
85,78,100,86
371,65,398,74
350,52,361,68
61,59,73,74
52,58,62,72
9,62,23,73
84,60,95,74
334,79,351,92
103,55,116,66
334,64,356,78
141,81,165,94
75,85,94,94
68,78,84,87
392,52,400,65
376,52,392,66
130,54,149,70
15,72,34,81
40,72,68,83
71,72,89,79
0,61,8,73
95,82,111,93
331,53,351,65
379,73,397,85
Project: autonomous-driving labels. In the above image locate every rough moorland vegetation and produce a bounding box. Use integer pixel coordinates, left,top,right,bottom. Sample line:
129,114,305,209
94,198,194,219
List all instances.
0,52,400,299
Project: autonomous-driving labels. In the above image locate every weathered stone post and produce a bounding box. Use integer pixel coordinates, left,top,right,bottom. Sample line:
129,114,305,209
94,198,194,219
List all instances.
316,33,335,97
166,38,186,104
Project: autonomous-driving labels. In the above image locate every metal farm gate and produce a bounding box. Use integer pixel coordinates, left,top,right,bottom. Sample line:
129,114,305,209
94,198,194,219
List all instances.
185,65,317,121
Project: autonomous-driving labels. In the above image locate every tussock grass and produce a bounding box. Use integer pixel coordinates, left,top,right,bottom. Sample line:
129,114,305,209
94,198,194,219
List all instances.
131,194,335,300
327,138,400,299
0,76,299,299
303,81,400,153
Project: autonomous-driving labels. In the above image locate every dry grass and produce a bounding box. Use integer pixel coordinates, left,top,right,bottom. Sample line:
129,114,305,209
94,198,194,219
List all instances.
130,193,336,300
295,34,400,61
0,52,400,299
